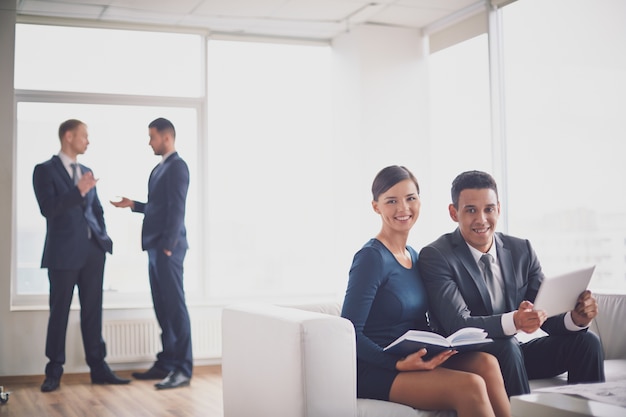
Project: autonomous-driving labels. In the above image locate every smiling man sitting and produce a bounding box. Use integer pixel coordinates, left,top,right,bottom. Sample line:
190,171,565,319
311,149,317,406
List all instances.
417,170,605,397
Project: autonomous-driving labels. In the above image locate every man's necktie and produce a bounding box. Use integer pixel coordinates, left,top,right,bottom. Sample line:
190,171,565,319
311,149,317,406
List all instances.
480,254,505,313
71,163,98,240
70,163,79,185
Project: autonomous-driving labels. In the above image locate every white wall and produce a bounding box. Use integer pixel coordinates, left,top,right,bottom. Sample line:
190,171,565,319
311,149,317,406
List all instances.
0,17,430,376
331,24,430,257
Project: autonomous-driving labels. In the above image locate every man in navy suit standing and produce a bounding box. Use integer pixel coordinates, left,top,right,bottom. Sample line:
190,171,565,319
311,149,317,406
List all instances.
33,119,130,392
418,170,605,397
112,117,192,390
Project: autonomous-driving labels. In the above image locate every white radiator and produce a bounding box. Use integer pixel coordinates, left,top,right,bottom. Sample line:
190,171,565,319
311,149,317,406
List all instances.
103,317,222,363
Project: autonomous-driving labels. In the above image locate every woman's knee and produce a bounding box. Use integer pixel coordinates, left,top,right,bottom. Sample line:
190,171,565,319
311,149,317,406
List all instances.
453,373,490,406
474,351,500,368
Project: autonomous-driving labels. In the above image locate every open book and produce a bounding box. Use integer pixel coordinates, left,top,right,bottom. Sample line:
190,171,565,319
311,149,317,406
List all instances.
383,327,493,359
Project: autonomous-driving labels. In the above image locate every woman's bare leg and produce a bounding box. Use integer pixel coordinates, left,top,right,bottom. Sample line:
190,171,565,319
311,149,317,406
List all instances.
445,352,511,417
389,366,495,417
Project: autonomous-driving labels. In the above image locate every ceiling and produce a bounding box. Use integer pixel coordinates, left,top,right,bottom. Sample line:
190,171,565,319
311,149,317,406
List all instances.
16,0,482,41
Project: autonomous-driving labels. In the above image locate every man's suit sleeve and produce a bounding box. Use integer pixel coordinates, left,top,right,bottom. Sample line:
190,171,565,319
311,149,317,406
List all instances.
33,163,83,218
161,159,189,251
419,245,507,337
132,201,146,213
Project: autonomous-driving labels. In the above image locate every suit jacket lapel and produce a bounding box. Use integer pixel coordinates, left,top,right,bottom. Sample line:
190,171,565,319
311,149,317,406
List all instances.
451,228,494,312
148,152,178,191
494,233,517,311
52,155,74,187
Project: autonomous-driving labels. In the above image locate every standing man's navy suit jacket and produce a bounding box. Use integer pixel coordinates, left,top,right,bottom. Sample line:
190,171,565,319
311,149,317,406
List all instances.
33,155,112,269
418,228,569,338
132,152,189,252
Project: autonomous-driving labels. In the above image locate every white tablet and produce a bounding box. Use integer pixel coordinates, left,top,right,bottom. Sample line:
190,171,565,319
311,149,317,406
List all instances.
533,265,595,317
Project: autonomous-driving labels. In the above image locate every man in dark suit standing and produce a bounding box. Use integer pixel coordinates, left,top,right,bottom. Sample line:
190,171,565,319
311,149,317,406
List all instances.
111,117,192,390
417,170,605,397
33,119,130,392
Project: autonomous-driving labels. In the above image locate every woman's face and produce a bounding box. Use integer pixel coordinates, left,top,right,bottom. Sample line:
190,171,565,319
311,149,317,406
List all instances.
372,178,420,234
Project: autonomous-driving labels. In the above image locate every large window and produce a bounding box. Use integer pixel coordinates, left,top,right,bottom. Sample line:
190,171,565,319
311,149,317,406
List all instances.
16,102,199,296
14,24,203,97
424,33,492,246
13,23,337,306
502,0,626,292
14,24,203,305
205,39,336,299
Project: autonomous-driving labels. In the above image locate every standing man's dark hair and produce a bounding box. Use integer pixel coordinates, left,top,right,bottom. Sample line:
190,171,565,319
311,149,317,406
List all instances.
111,117,193,390
33,119,130,392
148,117,176,138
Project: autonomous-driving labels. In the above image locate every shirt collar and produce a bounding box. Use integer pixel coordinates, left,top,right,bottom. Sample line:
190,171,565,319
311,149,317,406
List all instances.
161,151,175,164
466,239,498,264
58,151,77,168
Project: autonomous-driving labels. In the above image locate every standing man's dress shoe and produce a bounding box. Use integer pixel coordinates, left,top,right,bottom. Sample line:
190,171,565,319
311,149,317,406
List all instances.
91,365,131,385
155,370,190,390
41,376,60,392
132,366,170,380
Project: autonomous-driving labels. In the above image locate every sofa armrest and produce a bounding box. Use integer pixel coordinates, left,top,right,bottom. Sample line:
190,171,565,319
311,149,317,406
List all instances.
222,304,358,417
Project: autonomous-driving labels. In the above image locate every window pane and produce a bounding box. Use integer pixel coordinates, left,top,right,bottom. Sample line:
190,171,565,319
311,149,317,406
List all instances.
17,102,200,295
503,0,626,292
15,24,202,97
206,40,335,298
424,34,492,244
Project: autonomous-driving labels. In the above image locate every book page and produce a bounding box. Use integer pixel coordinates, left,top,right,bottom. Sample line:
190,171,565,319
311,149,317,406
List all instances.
403,330,448,346
535,380,626,408
447,327,489,344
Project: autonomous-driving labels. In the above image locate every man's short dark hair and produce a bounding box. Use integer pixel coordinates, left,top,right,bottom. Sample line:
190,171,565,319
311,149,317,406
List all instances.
451,170,499,208
58,119,84,142
149,117,176,139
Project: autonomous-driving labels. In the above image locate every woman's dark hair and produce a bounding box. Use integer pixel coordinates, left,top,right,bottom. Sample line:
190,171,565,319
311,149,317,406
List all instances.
451,170,498,208
372,165,420,201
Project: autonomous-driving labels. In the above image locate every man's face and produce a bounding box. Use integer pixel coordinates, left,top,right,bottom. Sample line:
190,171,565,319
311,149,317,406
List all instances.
67,124,89,155
148,127,168,156
449,188,500,253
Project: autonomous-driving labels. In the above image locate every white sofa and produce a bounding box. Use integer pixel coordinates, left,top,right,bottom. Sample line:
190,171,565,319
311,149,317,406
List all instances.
221,294,626,417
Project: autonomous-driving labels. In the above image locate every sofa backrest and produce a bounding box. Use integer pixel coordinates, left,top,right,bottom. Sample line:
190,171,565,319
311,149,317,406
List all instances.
290,294,626,360
590,293,626,360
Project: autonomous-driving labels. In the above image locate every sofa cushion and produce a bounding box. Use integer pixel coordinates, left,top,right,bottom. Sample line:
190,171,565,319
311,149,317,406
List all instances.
591,293,626,360
357,399,455,417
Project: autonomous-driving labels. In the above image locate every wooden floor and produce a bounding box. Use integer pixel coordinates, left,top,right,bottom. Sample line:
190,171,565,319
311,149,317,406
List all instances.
0,366,223,417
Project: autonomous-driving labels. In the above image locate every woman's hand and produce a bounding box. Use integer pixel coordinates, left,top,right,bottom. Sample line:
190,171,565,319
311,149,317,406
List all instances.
395,348,457,371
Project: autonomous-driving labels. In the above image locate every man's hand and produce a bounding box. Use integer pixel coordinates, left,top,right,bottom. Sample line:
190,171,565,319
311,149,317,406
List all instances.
110,197,135,210
77,171,98,196
571,290,598,327
514,300,547,333
396,348,457,372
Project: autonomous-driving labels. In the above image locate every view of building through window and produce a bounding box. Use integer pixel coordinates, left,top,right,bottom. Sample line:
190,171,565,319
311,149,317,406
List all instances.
502,0,626,292
16,102,199,295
